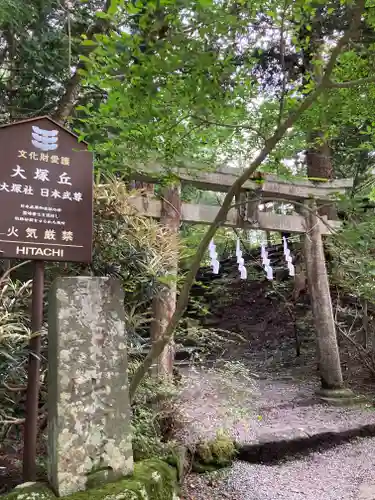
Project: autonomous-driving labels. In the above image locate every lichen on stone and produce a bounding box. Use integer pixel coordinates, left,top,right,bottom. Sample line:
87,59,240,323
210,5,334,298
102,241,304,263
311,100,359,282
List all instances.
48,277,133,496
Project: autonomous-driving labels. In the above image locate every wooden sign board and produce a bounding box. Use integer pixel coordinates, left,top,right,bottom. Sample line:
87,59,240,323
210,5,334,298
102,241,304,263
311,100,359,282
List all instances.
0,116,93,263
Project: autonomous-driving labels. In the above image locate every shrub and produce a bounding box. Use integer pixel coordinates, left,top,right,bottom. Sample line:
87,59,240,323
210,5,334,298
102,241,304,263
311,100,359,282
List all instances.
0,178,180,460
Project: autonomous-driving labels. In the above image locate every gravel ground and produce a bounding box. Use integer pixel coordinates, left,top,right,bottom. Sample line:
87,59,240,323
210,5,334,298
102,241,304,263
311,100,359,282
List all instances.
181,437,375,499
178,365,375,499
177,366,375,445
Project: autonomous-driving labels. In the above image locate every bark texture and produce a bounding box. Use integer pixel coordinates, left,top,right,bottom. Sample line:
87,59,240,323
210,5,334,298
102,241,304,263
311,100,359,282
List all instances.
150,184,181,377
53,0,112,123
303,200,343,389
306,133,337,219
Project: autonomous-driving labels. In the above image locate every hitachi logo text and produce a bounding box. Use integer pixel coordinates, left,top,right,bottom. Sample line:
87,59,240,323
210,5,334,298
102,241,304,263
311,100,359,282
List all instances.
16,246,64,258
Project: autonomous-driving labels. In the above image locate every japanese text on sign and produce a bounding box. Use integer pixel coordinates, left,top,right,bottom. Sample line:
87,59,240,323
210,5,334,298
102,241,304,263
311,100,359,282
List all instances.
0,117,93,262
0,166,83,201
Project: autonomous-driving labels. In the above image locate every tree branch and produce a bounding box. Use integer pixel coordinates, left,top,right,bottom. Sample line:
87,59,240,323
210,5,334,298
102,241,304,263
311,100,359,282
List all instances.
327,76,375,89
128,0,365,401
321,0,364,86
0,260,31,286
191,115,267,141
53,0,112,123
229,195,338,234
336,322,375,375
2,382,27,392
277,0,289,127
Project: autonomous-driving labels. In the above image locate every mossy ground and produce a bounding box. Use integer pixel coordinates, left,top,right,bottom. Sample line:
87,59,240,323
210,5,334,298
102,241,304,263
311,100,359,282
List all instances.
1,483,55,500
1,460,178,500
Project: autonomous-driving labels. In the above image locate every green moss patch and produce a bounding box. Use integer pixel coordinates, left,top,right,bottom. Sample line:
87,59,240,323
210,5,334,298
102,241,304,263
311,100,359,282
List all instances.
1,460,178,500
1,483,55,500
69,460,177,500
193,434,237,472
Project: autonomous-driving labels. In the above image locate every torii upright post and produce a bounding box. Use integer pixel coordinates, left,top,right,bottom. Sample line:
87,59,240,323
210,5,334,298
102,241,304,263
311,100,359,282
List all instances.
150,182,181,377
303,199,345,391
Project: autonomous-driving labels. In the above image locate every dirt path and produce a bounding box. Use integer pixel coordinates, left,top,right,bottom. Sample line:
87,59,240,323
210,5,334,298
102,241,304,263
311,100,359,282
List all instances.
177,365,375,445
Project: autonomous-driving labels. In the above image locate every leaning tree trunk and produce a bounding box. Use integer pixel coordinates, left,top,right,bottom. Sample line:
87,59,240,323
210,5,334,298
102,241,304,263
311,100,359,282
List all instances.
150,183,181,378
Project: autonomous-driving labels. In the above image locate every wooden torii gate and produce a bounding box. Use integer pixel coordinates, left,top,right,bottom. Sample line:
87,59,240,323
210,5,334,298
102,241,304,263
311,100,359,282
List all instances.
130,165,353,392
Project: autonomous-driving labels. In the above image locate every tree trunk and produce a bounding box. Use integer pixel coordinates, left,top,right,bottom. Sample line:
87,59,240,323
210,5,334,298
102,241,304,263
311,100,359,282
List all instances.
306,133,337,219
52,0,112,123
303,199,343,389
150,183,181,378
306,137,333,180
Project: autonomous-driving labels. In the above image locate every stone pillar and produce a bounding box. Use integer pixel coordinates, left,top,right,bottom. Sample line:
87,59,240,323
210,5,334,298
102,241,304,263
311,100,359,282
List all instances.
48,277,133,497
303,200,343,390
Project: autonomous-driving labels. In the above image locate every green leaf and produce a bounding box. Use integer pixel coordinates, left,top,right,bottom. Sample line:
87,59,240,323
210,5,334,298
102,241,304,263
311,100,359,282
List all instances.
108,0,120,16
81,39,97,46
96,11,110,19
